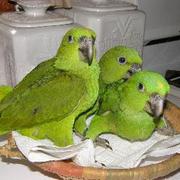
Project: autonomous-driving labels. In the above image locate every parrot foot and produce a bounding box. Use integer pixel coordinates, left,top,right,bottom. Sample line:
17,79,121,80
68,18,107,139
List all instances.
74,131,112,151
94,137,112,150
157,126,175,136
74,131,85,139
157,120,175,136
74,131,112,150
95,160,106,167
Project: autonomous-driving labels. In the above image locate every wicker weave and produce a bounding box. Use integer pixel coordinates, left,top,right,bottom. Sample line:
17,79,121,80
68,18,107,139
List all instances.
36,154,180,180
0,100,180,180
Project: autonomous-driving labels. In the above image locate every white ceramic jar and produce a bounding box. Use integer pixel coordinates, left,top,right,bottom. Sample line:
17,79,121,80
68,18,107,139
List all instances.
56,0,145,59
0,0,76,85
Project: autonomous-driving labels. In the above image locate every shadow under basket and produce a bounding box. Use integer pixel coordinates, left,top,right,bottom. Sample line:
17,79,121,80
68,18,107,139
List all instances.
0,100,180,180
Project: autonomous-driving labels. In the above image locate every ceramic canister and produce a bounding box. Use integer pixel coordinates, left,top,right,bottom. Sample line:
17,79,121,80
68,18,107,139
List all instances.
56,0,145,59
0,0,77,85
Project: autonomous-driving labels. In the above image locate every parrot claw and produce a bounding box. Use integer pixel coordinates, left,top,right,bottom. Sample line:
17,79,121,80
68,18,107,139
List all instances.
74,131,85,139
94,137,112,150
157,120,175,136
95,160,106,167
157,126,175,136
74,131,113,151
75,132,113,150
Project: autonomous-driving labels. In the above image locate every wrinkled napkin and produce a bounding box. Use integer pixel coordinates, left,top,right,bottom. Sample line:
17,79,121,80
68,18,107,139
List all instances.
12,131,180,169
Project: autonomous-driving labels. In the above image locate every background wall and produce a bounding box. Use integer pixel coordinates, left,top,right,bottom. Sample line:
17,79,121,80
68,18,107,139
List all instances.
138,0,180,75
143,40,180,75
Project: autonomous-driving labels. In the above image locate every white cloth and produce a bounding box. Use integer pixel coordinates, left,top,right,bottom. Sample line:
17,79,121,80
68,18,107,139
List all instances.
12,131,180,168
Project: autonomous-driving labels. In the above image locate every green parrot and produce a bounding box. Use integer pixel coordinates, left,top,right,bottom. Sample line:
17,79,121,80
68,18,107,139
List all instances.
0,27,100,147
99,46,142,89
74,46,142,134
85,70,170,141
0,85,13,101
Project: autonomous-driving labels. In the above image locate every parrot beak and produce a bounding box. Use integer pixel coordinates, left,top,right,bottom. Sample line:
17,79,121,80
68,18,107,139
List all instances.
79,36,95,66
124,64,142,79
145,93,165,118
128,63,142,75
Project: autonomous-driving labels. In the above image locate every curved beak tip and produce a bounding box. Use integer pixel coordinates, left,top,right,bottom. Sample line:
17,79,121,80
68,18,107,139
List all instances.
145,94,165,118
79,37,94,66
131,63,142,73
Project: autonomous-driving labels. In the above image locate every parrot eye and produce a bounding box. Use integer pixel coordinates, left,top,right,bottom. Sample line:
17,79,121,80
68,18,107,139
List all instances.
68,35,74,43
138,83,145,92
118,57,126,64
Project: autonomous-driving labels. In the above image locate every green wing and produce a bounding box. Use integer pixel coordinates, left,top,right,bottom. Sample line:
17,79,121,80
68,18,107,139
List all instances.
0,86,13,101
0,58,56,111
0,59,86,134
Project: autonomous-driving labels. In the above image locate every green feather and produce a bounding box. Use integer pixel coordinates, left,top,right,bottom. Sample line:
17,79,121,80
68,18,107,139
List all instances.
75,45,143,135
0,85,13,102
99,46,142,85
86,70,170,141
0,27,100,147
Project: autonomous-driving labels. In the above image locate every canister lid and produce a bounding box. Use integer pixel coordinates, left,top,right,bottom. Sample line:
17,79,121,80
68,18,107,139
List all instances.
0,0,73,27
72,0,137,12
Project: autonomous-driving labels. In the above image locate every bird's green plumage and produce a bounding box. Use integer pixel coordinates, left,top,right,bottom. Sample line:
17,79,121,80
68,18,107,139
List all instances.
0,27,100,147
98,46,142,114
117,71,170,112
99,46,142,85
0,86,12,101
85,71,170,141
74,46,143,134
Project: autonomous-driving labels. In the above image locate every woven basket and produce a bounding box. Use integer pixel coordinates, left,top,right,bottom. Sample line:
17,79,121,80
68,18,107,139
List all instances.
0,100,180,180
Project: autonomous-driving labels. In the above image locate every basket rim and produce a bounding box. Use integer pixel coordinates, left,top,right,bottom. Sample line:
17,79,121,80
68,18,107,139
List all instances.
0,101,180,180
36,101,180,180
36,153,180,180
0,137,179,180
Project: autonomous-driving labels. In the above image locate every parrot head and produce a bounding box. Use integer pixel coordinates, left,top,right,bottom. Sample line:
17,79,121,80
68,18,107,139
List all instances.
55,27,97,70
99,46,142,84
120,71,170,118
